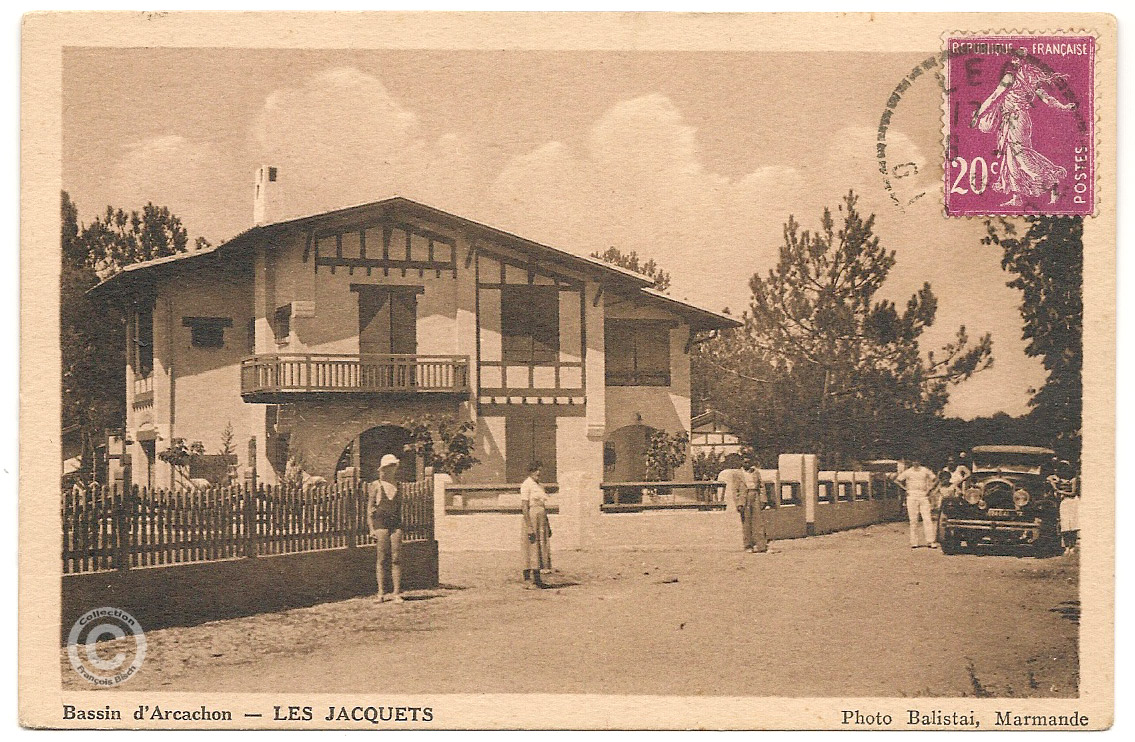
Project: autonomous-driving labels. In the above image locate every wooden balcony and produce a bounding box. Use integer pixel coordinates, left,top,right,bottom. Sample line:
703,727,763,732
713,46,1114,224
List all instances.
241,353,470,402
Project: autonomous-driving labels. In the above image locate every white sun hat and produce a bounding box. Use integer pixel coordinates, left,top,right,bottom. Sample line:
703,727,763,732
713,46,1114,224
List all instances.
379,454,401,469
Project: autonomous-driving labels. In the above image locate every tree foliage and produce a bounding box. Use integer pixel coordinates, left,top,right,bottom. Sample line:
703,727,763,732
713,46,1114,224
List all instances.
61,191,199,467
591,246,672,291
695,192,993,465
983,216,1083,465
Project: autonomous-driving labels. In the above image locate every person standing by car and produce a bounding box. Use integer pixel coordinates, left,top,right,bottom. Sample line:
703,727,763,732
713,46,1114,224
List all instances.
893,458,940,549
520,461,552,588
367,454,404,603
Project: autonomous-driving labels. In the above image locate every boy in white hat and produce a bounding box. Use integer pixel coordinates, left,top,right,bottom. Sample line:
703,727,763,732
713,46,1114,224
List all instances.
368,453,404,603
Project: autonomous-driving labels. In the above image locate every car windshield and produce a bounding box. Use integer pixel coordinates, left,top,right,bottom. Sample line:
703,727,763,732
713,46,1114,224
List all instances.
971,452,1047,475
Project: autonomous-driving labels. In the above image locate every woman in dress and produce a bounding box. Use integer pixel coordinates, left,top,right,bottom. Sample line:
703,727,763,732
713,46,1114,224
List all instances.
970,54,1077,206
520,461,552,588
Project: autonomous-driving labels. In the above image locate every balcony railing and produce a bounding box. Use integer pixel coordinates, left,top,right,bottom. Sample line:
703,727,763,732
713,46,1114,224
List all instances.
241,353,470,400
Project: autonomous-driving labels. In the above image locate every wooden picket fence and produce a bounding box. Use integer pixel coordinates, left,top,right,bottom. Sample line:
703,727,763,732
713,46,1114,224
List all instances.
62,477,435,575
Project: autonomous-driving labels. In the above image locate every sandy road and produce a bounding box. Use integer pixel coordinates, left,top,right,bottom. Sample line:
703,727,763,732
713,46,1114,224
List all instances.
70,522,1078,697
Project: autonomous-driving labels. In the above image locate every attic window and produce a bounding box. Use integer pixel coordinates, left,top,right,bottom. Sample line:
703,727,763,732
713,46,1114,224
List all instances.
268,167,277,182
183,317,233,348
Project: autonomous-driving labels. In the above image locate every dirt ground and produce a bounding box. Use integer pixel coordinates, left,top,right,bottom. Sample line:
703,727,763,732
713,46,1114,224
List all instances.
66,521,1079,697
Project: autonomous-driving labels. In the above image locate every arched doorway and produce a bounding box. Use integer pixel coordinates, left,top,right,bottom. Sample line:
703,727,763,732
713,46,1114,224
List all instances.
334,425,418,483
604,424,663,482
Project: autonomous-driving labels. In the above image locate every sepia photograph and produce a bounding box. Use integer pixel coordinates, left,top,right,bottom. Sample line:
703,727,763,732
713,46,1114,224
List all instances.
20,11,1116,729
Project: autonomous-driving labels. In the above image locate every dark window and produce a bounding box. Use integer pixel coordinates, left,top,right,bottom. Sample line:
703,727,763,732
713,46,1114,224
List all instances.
247,317,256,354
134,306,154,376
501,285,559,364
837,481,853,502
605,320,671,386
273,304,292,344
183,317,232,348
818,481,834,503
505,409,557,483
763,481,778,509
780,482,801,506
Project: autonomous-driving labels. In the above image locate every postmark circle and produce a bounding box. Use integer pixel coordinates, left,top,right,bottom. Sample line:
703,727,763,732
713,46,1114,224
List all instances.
67,607,147,686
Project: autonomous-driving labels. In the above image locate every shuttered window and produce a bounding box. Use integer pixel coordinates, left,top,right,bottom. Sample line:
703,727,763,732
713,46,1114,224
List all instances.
605,320,672,386
501,285,559,364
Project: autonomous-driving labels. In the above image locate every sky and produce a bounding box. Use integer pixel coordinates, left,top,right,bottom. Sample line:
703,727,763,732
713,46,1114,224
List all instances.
61,48,1048,419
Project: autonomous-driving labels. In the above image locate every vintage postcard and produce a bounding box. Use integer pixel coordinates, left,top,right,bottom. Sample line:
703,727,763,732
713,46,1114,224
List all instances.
20,12,1116,730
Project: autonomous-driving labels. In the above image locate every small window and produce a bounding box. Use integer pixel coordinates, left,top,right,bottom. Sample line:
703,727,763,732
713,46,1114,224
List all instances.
183,317,232,349
247,317,256,354
837,481,853,502
818,481,833,504
854,481,870,501
273,304,292,344
779,482,800,506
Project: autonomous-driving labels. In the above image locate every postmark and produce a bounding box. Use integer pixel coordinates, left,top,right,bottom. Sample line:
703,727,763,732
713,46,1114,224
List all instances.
943,33,1095,216
66,607,147,687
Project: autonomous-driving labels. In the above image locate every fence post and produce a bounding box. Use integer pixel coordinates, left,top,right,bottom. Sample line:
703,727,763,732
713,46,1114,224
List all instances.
113,485,131,572
243,483,258,558
346,481,357,548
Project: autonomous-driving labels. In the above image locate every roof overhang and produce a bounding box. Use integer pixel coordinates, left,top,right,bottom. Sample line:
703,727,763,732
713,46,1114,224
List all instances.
85,197,736,327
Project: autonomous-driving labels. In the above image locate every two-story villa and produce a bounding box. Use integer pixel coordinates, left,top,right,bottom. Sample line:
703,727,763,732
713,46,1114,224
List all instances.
91,167,739,493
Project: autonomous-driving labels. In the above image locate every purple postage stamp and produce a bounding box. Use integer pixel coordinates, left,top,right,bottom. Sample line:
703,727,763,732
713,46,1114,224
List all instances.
944,34,1095,216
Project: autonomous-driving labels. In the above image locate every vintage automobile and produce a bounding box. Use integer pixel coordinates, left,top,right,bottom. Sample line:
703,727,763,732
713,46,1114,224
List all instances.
937,445,1063,557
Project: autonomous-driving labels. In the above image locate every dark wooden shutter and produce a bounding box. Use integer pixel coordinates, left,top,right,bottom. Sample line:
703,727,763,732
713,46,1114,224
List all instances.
389,291,418,355
529,286,559,363
604,321,635,384
500,286,531,363
358,291,391,355
635,325,671,385
506,409,558,483
136,307,154,375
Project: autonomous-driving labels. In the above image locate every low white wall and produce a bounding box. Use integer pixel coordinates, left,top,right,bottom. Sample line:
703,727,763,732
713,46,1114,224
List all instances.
433,472,743,553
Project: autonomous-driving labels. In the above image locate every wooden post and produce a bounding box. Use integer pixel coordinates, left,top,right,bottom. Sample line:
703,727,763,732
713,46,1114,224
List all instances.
243,483,258,558
248,437,258,490
113,485,130,572
346,480,357,548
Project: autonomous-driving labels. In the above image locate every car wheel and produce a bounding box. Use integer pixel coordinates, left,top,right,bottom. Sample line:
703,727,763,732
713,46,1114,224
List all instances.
1034,516,1061,558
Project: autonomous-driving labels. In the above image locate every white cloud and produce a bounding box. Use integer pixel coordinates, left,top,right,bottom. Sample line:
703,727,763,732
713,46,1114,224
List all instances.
248,67,483,221
108,135,222,237
487,93,802,315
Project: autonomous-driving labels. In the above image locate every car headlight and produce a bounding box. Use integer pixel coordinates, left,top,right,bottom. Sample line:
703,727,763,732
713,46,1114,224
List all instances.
964,487,982,505
1013,488,1030,508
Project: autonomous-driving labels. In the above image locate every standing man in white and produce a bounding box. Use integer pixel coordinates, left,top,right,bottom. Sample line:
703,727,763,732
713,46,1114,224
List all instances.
893,458,940,549
368,454,404,603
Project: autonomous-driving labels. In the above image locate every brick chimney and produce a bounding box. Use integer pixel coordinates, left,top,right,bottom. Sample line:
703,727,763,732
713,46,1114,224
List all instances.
253,165,281,226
